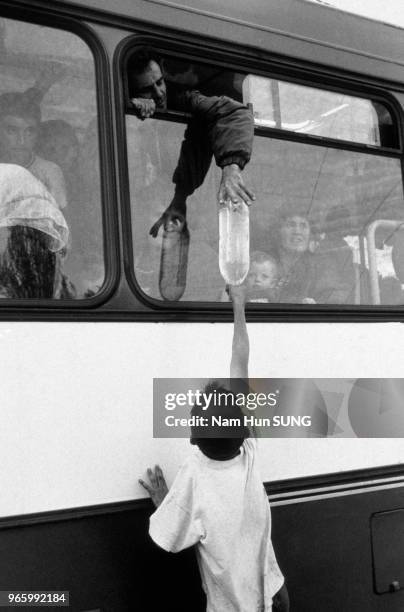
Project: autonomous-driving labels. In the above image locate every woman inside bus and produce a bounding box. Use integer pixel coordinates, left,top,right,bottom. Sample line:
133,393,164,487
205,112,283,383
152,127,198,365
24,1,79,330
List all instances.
0,164,69,298
267,208,316,303
269,207,354,304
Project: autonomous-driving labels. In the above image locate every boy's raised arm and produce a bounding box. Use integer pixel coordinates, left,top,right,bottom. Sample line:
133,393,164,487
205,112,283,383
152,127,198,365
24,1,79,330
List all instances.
229,284,249,387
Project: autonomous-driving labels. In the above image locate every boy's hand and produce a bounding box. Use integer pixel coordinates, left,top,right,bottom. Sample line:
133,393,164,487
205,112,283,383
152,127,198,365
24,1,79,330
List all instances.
229,283,248,306
139,465,169,508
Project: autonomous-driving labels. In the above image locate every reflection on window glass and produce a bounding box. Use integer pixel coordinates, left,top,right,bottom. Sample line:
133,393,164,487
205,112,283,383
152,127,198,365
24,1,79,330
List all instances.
126,55,404,306
128,114,404,306
243,76,398,148
0,17,104,299
127,116,224,302
245,140,404,306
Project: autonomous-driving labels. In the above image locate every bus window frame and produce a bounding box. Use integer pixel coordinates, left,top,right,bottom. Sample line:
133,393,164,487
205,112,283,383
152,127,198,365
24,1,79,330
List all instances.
118,36,404,319
0,6,120,311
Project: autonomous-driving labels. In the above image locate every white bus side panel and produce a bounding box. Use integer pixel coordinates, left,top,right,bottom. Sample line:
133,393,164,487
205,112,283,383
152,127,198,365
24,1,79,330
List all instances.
1,321,403,516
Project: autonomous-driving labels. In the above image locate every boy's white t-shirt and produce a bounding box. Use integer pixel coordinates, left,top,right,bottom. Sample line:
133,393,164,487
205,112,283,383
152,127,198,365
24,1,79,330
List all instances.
149,439,284,612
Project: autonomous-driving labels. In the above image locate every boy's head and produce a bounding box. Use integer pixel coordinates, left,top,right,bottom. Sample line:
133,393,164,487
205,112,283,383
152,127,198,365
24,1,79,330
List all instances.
248,251,279,291
190,381,249,460
0,92,41,166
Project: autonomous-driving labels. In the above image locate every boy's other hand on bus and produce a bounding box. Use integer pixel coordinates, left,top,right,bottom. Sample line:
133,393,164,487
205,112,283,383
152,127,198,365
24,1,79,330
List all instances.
131,97,156,119
219,164,255,208
139,465,169,507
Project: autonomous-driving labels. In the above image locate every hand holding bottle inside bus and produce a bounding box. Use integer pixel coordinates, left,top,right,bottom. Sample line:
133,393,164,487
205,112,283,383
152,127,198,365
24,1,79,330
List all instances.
149,190,186,238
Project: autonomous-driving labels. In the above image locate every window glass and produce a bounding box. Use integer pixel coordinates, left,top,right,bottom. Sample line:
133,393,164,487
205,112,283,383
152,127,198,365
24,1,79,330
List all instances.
243,76,398,148
127,55,398,149
0,17,104,300
126,54,404,306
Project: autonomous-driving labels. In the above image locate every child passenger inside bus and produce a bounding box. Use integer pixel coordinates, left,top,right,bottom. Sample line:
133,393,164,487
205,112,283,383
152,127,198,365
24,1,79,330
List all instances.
220,250,280,303
128,46,255,237
0,92,67,211
246,251,280,302
140,284,289,611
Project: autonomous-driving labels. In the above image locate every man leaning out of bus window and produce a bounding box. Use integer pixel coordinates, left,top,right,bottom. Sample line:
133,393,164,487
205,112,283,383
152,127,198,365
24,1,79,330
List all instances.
140,284,290,612
128,46,256,237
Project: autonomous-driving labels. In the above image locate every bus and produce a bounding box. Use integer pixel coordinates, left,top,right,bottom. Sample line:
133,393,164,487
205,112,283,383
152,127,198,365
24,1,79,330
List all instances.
0,0,404,609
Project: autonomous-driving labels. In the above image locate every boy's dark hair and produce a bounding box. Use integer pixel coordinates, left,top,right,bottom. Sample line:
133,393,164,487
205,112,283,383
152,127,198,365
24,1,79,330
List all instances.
129,46,162,76
251,250,279,266
191,380,250,458
278,206,310,225
0,92,41,124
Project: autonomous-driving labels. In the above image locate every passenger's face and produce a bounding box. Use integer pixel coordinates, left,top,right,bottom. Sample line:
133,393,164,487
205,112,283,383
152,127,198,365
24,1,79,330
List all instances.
46,138,78,172
280,215,311,253
132,60,167,110
248,260,278,290
0,115,38,165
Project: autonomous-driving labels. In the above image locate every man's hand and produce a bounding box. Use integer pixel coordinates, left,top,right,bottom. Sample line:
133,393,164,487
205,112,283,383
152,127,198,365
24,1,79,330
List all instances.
149,208,186,238
139,465,169,508
218,164,255,207
131,97,156,120
149,194,187,237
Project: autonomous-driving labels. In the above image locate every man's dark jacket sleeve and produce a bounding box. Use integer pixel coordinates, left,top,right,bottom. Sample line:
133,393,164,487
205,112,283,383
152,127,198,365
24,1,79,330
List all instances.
172,90,254,196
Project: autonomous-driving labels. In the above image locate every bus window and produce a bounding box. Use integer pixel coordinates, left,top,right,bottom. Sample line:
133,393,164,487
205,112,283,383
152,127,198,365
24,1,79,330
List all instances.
125,53,404,306
243,76,399,149
0,17,104,300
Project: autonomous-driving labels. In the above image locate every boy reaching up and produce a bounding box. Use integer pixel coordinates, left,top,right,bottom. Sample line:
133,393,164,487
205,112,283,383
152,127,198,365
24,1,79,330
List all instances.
140,285,289,611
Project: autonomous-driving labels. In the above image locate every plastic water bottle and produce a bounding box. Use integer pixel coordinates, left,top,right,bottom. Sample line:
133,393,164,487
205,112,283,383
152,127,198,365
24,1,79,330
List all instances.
218,200,250,285
159,219,189,301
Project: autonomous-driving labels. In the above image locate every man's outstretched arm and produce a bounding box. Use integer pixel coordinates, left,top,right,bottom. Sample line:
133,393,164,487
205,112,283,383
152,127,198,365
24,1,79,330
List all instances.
178,91,256,207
